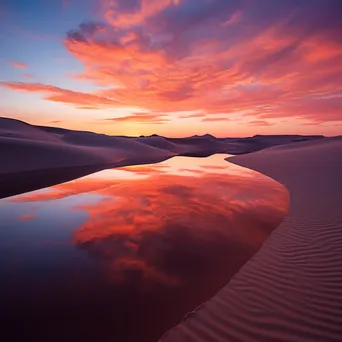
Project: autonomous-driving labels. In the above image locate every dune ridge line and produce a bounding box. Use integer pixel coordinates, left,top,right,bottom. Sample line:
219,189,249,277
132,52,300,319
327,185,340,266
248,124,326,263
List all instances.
0,117,324,199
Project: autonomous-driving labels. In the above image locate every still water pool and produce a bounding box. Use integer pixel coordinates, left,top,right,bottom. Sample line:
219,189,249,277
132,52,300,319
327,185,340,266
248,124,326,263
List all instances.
0,154,288,342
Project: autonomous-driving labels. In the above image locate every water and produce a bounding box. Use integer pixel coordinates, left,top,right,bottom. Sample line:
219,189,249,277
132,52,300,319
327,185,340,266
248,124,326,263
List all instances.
0,155,288,342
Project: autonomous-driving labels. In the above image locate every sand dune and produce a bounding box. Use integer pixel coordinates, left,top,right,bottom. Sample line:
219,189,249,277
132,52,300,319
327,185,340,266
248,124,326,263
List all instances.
0,117,323,175
160,137,342,342
0,117,61,143
1,117,341,340
0,118,176,198
136,136,184,153
0,117,325,199
0,118,175,174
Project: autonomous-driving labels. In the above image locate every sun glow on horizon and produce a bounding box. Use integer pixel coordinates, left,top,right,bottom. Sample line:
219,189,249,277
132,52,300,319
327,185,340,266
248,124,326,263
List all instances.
0,0,341,136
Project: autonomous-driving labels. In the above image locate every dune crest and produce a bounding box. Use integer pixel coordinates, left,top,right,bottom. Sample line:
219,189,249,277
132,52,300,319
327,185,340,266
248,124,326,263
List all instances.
0,117,324,199
0,117,323,175
160,137,342,342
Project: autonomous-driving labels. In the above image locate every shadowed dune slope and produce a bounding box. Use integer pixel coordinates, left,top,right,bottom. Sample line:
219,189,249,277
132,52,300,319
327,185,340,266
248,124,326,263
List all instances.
0,117,324,175
0,117,326,199
160,137,342,342
0,117,62,143
136,136,183,153
0,118,176,175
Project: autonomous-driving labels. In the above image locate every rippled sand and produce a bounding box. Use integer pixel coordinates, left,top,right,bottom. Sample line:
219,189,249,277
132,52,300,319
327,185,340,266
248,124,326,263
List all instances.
160,137,342,342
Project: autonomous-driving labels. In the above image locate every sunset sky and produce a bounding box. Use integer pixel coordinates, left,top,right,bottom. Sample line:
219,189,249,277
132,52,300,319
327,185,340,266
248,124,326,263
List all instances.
1,0,342,137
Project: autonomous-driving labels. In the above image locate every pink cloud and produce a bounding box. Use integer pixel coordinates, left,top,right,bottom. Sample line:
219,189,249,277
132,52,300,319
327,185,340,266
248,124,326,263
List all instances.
178,112,206,119
104,0,181,28
22,73,34,79
105,113,170,124
221,11,242,27
2,0,342,128
9,61,28,69
61,3,342,124
201,117,230,122
249,120,272,127
0,81,121,109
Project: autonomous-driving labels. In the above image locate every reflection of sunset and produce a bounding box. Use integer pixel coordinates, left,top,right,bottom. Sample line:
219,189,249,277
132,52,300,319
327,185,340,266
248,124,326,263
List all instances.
74,172,287,244
12,155,256,202
11,155,288,287
0,155,289,342
17,213,37,222
73,169,288,286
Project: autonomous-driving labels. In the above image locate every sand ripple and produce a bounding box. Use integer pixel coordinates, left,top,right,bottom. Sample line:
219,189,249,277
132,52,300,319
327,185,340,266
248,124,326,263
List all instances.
160,137,342,342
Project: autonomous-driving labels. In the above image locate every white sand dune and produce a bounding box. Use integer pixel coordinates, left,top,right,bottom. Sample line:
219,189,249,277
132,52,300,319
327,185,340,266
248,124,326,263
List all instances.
0,117,324,176
0,117,61,143
0,118,176,175
0,116,326,200
0,118,178,198
1,117,341,339
136,136,185,153
160,137,342,342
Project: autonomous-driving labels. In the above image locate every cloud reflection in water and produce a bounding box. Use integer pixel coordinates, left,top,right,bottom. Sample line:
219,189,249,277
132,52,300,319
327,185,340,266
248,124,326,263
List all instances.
1,155,289,342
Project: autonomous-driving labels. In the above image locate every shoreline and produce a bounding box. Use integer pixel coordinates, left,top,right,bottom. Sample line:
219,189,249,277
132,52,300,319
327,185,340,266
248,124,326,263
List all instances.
0,154,176,199
0,117,325,200
160,137,342,342
2,117,342,340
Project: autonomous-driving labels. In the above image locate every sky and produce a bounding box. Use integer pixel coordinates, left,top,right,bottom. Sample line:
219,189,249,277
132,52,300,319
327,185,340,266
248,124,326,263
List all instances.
1,0,342,137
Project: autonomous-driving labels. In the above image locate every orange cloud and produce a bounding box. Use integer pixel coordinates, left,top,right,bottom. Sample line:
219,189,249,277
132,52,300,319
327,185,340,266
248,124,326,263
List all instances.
249,120,272,127
3,1,342,127
0,81,121,109
105,113,170,124
9,61,28,69
178,112,206,119
22,73,34,79
13,156,289,289
61,8,342,124
201,117,230,122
